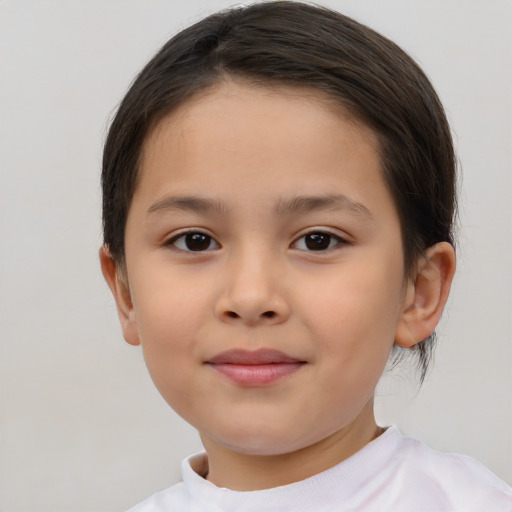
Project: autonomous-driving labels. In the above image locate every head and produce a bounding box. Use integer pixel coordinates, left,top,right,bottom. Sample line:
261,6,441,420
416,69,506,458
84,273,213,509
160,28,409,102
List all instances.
101,1,456,382
100,2,457,479
100,1,459,461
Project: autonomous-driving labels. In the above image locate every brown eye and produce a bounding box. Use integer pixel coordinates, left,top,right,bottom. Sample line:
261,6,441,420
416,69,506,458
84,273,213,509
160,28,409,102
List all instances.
293,231,342,251
184,233,211,251
305,232,331,250
169,232,220,252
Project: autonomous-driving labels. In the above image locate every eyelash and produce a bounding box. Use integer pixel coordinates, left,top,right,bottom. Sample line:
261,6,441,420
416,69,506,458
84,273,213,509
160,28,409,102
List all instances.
291,231,347,251
165,230,220,252
165,229,348,253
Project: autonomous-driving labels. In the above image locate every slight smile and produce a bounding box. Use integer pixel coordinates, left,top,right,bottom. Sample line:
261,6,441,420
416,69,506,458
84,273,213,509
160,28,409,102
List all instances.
205,349,307,386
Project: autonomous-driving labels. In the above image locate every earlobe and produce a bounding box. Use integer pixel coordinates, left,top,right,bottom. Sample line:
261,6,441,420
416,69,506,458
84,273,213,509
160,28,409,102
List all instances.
99,246,140,346
395,242,456,348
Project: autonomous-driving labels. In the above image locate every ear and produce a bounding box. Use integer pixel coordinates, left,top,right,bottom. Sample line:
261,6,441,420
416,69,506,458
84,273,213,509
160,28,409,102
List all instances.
99,246,140,346
394,242,456,348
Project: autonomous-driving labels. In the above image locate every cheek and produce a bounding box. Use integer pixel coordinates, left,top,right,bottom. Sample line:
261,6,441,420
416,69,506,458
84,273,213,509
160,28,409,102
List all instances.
132,267,210,339
134,295,203,414
129,274,211,386
299,258,403,361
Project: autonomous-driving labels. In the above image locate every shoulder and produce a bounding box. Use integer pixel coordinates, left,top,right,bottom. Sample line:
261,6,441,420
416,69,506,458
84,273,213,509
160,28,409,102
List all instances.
389,428,512,511
125,482,189,512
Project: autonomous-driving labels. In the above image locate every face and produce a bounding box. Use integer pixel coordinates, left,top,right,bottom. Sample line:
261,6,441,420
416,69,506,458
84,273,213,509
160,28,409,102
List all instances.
118,82,412,457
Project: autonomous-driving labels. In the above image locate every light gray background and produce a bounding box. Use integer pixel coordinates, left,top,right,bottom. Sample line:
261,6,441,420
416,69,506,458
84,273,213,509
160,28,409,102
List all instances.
1,1,511,511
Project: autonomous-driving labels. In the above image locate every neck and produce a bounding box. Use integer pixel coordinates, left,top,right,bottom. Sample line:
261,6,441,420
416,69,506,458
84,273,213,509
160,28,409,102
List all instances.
201,404,382,491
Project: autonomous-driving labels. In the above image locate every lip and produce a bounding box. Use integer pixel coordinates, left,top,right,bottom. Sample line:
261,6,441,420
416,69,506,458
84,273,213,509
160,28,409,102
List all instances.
205,348,306,386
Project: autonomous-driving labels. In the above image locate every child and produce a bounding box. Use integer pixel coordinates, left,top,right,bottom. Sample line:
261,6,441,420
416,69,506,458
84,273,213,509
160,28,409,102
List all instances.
99,1,512,510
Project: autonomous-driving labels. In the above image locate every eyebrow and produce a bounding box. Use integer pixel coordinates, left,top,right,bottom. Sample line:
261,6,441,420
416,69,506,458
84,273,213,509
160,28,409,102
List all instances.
274,193,373,219
147,195,227,216
147,193,372,219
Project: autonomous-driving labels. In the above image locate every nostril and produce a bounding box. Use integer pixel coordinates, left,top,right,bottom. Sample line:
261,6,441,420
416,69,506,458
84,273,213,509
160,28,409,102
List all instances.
221,310,279,321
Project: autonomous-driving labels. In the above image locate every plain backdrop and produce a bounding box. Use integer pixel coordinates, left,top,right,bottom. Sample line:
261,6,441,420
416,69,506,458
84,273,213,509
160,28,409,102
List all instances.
1,1,511,511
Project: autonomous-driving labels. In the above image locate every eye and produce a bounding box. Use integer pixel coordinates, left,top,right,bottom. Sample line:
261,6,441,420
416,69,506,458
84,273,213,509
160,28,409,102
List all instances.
292,231,344,251
167,231,220,252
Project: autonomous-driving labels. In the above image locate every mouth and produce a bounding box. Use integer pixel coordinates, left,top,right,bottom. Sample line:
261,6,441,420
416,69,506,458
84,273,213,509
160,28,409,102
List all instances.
205,348,307,386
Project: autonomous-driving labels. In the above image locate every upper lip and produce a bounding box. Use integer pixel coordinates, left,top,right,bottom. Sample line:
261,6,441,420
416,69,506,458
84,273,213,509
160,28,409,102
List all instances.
206,348,304,365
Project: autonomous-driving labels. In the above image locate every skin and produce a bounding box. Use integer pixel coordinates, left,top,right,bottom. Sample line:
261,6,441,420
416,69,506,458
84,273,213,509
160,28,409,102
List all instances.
101,81,455,491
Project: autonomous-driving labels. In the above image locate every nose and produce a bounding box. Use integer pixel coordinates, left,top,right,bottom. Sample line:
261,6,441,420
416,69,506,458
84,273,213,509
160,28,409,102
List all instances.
214,249,290,326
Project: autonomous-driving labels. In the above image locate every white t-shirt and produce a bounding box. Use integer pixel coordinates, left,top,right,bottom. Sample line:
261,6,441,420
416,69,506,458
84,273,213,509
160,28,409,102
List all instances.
127,426,512,511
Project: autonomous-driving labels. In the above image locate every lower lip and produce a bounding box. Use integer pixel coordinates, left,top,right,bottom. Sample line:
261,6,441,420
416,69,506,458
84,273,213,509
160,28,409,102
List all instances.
208,363,304,386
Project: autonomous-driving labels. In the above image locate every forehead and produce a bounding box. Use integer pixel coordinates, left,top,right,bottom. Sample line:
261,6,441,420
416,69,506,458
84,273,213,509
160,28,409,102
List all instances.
138,80,381,191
